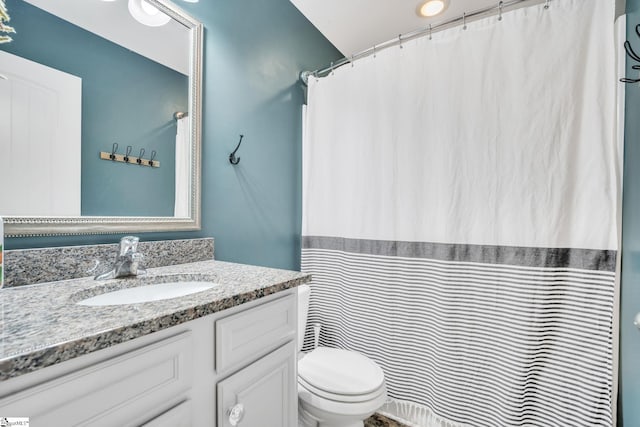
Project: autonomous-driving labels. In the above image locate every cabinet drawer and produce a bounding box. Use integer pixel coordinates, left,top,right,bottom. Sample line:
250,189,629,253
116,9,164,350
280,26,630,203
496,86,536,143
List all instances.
217,342,296,427
0,331,192,427
216,295,295,373
142,400,192,427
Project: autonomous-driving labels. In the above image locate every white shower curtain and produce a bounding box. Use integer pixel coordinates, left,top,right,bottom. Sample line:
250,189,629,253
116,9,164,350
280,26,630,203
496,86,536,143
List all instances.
302,0,620,426
174,116,191,217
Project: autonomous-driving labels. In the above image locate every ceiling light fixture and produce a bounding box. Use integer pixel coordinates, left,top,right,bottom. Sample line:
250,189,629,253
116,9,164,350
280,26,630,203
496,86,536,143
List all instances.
128,0,171,27
418,0,448,17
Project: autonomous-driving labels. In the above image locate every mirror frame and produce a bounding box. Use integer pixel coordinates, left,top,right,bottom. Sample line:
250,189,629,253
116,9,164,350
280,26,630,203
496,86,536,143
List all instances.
4,0,203,237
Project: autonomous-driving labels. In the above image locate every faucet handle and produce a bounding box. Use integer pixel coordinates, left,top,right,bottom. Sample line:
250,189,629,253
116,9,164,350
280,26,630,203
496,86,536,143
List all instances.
87,259,110,276
90,259,117,280
128,252,146,276
86,259,101,274
119,236,140,256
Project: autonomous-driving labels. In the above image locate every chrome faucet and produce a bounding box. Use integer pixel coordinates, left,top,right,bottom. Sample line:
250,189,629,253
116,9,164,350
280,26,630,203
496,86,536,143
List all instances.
94,236,146,280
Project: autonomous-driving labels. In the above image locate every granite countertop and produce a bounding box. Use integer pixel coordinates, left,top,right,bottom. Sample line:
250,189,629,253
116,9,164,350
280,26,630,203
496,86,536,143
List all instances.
0,260,311,381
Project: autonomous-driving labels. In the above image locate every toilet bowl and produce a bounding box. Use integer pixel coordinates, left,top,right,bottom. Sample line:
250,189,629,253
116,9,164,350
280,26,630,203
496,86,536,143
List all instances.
297,285,387,427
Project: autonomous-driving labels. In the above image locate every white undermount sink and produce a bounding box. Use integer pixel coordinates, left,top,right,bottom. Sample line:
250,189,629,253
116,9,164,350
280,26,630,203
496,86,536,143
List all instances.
77,281,219,306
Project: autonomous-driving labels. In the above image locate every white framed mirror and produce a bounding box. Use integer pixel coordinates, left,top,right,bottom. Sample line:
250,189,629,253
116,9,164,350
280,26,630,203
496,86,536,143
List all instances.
0,0,202,237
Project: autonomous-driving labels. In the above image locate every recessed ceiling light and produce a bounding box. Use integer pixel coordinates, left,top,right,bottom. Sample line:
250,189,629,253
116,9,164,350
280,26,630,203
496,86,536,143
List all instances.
128,0,171,27
418,0,448,17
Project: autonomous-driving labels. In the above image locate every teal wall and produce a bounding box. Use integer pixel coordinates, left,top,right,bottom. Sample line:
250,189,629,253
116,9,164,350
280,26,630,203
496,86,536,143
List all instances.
5,1,640,423
0,0,188,217
621,2,640,425
4,0,341,272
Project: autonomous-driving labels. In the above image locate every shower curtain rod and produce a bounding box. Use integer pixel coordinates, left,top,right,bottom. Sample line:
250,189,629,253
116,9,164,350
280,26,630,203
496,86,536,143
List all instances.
300,0,546,85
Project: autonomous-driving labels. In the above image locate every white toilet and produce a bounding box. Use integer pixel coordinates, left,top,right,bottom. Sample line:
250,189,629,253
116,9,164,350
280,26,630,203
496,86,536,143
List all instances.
297,284,387,427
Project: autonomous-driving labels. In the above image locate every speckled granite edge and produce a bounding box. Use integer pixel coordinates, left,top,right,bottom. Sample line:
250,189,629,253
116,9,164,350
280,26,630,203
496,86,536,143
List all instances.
0,260,310,381
3,238,214,287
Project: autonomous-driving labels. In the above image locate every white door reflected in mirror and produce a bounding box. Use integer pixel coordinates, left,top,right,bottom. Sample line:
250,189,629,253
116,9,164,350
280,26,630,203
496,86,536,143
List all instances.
0,51,81,216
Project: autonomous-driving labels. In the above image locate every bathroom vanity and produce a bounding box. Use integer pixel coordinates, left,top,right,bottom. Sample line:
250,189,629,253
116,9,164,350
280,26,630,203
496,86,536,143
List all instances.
0,260,310,426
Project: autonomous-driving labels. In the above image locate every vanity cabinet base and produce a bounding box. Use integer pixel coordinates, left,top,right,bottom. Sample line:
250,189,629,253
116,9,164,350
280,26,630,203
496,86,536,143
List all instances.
0,290,298,427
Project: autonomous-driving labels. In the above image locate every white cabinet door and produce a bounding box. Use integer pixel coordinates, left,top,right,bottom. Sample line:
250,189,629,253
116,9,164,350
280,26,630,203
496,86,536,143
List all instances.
217,341,296,427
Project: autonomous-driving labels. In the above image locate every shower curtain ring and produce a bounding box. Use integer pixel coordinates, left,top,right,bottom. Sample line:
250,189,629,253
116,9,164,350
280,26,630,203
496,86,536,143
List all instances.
398,34,403,49
330,62,335,75
498,1,503,21
351,55,355,67
429,24,432,40
544,0,550,9
463,12,467,30
373,45,376,58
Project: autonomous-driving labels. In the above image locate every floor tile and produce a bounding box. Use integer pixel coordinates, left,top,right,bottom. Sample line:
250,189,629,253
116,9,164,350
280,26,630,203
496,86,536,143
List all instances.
364,413,410,427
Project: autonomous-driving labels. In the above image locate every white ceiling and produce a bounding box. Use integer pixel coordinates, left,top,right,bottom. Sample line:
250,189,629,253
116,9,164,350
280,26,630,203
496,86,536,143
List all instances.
24,0,190,75
290,0,504,57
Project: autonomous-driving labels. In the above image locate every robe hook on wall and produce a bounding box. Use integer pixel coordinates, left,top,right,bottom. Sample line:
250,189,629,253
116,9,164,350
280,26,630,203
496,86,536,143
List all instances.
229,134,244,165
621,24,640,84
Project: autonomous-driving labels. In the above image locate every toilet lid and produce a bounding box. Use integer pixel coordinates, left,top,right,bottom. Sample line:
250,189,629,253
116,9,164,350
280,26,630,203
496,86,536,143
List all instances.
298,347,385,396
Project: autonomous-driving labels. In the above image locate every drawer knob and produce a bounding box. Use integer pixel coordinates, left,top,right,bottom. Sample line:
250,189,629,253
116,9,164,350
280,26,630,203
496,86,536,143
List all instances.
228,403,245,426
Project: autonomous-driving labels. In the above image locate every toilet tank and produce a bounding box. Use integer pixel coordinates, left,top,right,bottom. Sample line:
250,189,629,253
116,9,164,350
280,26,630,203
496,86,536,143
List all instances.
297,284,310,351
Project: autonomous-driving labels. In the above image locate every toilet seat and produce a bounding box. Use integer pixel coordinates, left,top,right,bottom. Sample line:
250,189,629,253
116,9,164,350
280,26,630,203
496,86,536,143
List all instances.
298,347,385,403
298,375,385,403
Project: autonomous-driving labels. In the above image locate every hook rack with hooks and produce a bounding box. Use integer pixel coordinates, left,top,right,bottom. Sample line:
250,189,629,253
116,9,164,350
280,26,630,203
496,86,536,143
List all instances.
99,143,160,168
622,24,640,84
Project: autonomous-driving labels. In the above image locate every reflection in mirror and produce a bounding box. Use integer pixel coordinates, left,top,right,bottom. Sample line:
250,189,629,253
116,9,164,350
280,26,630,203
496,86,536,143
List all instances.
0,0,202,236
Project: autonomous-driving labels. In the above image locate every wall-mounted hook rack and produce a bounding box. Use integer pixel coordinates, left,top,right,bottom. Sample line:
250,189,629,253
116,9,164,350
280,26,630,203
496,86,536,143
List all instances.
99,143,160,168
229,134,244,165
621,24,640,84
